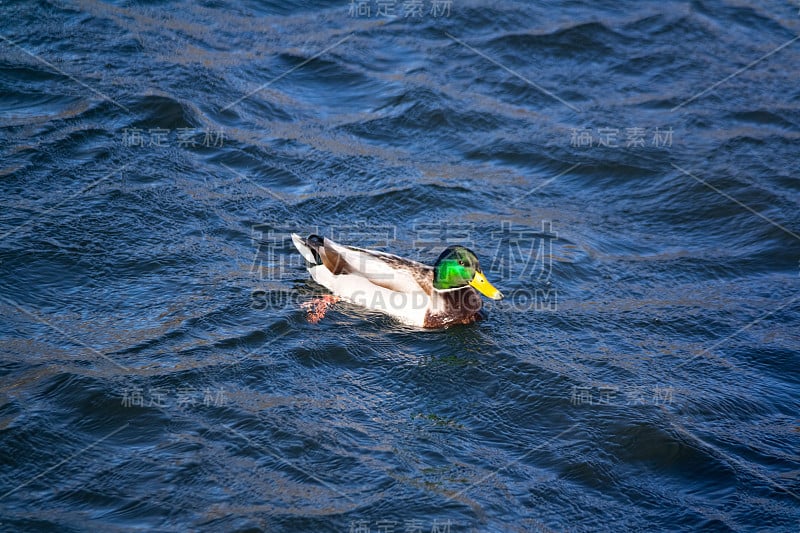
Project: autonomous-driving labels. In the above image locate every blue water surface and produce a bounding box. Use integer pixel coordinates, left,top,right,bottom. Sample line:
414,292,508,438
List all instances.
1,0,799,531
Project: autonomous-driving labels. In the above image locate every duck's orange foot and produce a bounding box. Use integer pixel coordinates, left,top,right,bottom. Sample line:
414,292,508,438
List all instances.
300,295,340,323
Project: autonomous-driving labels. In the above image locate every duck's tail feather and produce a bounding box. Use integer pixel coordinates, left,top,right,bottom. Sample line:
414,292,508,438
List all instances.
291,233,323,264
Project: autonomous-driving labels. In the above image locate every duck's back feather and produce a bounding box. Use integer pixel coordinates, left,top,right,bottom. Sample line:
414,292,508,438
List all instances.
300,234,433,295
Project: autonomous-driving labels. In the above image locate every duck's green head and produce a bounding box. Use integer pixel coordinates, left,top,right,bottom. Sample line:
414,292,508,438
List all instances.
433,246,504,300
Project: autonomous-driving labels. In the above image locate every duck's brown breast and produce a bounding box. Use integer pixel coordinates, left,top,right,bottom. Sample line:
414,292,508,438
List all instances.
422,287,483,328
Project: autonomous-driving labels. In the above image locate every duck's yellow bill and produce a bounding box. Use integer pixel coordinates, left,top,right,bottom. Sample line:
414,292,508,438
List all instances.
470,270,504,300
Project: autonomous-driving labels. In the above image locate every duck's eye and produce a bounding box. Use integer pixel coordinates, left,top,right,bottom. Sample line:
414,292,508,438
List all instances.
458,260,465,266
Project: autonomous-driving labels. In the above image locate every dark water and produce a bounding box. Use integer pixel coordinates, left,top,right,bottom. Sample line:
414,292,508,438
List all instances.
2,0,800,531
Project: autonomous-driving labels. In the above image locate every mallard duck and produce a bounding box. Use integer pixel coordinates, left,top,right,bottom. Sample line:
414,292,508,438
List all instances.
291,233,503,328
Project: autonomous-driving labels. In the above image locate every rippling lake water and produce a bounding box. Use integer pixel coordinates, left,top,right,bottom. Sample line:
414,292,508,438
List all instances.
2,0,800,531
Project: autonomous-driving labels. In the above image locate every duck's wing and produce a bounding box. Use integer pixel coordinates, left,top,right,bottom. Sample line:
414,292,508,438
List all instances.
303,234,433,295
